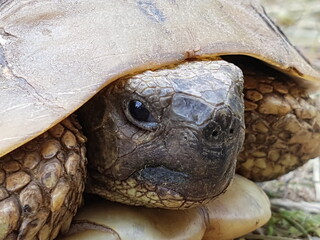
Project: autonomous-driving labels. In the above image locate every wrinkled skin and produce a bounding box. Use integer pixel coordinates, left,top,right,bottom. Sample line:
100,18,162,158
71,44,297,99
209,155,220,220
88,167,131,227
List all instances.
79,60,245,208
78,57,320,209
1,59,320,239
1,0,320,239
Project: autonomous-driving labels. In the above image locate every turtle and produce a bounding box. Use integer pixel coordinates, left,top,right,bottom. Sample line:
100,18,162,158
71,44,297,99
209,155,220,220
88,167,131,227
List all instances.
0,0,320,239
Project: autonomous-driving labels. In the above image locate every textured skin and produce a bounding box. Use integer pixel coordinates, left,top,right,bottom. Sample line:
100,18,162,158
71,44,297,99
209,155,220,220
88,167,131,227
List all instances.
1,0,320,158
0,0,320,239
80,61,245,209
0,117,86,240
0,58,319,240
0,58,319,239
236,58,320,181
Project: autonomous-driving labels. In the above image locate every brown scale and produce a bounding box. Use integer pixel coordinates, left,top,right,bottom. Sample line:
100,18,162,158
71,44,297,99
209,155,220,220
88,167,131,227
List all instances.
0,117,87,240
237,62,320,181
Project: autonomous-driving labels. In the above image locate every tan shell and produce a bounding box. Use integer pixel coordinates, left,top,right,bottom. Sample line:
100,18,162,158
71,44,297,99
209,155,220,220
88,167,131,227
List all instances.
0,0,320,157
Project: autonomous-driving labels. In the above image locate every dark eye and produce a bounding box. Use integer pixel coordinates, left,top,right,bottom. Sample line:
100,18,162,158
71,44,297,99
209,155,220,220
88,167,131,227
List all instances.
129,100,152,122
125,100,158,130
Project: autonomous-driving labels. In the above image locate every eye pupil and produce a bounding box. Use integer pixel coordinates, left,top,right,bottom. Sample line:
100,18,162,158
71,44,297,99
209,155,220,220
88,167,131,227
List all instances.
129,100,151,122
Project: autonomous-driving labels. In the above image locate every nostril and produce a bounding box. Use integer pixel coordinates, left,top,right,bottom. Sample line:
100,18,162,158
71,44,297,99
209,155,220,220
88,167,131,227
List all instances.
211,130,218,137
203,121,222,142
228,118,242,139
203,107,240,142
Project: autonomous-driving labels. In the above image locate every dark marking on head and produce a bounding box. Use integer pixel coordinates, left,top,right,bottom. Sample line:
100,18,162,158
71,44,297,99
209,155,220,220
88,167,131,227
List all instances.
137,0,166,23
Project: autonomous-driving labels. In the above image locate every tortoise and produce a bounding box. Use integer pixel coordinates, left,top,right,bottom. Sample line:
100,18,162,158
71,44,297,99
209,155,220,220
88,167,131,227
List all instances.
0,0,320,239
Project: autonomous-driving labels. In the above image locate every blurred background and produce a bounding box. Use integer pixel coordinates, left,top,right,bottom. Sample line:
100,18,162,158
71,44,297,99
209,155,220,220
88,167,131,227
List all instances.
261,0,320,69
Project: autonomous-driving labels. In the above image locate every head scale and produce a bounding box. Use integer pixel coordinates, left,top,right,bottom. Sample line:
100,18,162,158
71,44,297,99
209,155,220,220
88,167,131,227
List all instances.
79,60,245,208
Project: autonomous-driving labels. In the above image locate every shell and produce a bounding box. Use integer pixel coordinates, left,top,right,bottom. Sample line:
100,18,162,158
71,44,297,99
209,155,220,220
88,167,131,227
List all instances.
0,0,319,157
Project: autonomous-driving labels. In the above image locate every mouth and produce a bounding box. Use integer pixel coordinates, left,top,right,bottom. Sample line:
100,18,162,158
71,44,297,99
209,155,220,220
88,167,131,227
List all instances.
138,166,189,187
124,165,234,208
138,164,234,197
87,164,234,209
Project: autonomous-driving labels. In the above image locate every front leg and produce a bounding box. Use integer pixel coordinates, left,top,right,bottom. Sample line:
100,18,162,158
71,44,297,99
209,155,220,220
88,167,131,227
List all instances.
0,116,87,240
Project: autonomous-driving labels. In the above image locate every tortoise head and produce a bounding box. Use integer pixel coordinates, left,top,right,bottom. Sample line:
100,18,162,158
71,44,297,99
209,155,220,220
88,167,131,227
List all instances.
79,60,245,208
